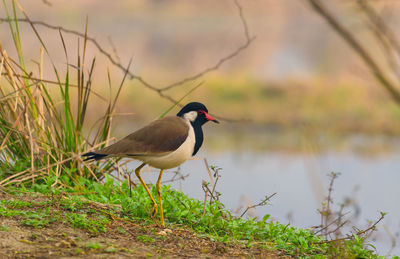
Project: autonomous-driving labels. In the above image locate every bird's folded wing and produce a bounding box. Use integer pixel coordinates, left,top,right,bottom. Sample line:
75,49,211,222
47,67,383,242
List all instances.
96,116,189,157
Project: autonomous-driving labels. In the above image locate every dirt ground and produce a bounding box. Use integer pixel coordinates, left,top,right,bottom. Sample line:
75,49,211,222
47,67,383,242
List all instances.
0,192,287,258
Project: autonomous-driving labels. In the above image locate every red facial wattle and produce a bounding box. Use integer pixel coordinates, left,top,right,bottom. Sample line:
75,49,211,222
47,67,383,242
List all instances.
199,110,219,123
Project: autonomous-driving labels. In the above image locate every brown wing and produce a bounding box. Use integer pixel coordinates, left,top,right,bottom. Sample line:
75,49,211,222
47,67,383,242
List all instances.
96,116,189,156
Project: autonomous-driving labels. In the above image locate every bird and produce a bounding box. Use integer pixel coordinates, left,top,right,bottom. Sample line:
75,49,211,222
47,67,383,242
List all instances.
82,102,219,226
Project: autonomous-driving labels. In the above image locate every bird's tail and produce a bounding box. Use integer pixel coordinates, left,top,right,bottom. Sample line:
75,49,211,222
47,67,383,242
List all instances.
82,152,108,161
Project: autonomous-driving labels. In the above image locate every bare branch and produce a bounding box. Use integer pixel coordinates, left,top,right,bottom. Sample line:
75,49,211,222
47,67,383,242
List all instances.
107,36,121,64
160,0,255,92
312,171,386,245
357,0,400,57
161,167,189,184
356,0,400,81
201,164,227,218
323,172,339,237
313,211,350,235
306,0,400,105
0,0,254,122
203,159,215,187
239,192,277,218
41,0,52,7
235,0,250,40
202,180,220,203
317,212,386,244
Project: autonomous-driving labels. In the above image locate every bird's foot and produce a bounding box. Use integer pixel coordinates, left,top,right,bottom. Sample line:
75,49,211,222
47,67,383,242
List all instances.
157,219,165,228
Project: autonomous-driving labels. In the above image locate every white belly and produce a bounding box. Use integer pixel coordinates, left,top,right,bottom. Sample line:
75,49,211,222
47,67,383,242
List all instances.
140,122,195,169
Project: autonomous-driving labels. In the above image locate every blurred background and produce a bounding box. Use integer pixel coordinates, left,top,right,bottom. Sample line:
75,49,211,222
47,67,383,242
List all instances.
1,0,400,255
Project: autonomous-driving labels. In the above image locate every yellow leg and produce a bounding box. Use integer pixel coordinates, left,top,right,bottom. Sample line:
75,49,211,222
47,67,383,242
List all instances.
156,169,164,227
134,163,158,217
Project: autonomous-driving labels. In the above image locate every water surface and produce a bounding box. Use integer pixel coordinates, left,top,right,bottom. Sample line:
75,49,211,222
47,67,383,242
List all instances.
124,133,400,256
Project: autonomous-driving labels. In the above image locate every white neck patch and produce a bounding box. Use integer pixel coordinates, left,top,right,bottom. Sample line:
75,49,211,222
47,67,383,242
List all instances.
183,111,198,122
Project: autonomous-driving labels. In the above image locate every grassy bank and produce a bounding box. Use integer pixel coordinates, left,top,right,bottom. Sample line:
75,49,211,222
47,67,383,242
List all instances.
0,177,390,258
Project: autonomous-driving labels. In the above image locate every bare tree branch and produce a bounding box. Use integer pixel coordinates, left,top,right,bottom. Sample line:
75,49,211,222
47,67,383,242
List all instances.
356,0,400,57
306,0,400,105
159,0,255,92
41,0,52,7
353,0,400,82
0,0,254,122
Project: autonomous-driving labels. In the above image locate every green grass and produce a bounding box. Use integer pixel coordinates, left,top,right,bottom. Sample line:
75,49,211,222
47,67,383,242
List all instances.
84,242,103,250
2,176,392,258
0,199,34,208
65,212,109,233
20,209,53,228
0,205,54,228
0,225,9,231
137,235,155,244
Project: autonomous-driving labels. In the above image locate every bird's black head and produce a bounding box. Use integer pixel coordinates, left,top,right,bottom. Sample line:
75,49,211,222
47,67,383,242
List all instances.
177,102,219,125
177,102,218,156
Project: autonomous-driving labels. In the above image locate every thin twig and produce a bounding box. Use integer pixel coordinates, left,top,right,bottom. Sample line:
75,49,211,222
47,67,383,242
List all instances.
209,166,222,203
357,0,400,57
202,190,208,217
313,211,350,235
317,212,386,244
161,168,189,184
41,0,52,7
0,0,254,122
356,0,400,81
203,159,215,188
107,36,121,64
202,181,219,202
324,172,339,237
306,0,400,105
239,192,277,218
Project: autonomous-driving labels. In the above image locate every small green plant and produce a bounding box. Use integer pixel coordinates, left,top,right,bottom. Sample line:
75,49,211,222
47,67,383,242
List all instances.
65,212,109,233
0,225,9,231
104,247,117,253
85,242,103,250
0,199,33,209
0,207,21,217
20,209,53,228
117,226,127,234
75,248,82,254
137,235,155,244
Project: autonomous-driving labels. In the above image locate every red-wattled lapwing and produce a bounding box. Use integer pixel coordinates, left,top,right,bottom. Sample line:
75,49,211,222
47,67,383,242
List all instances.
83,102,219,226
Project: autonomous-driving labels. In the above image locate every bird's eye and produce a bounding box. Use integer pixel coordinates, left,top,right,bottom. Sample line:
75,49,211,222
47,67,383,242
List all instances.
198,110,207,116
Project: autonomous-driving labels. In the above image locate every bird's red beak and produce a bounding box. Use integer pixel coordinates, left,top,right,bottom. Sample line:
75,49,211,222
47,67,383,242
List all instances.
204,111,219,123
